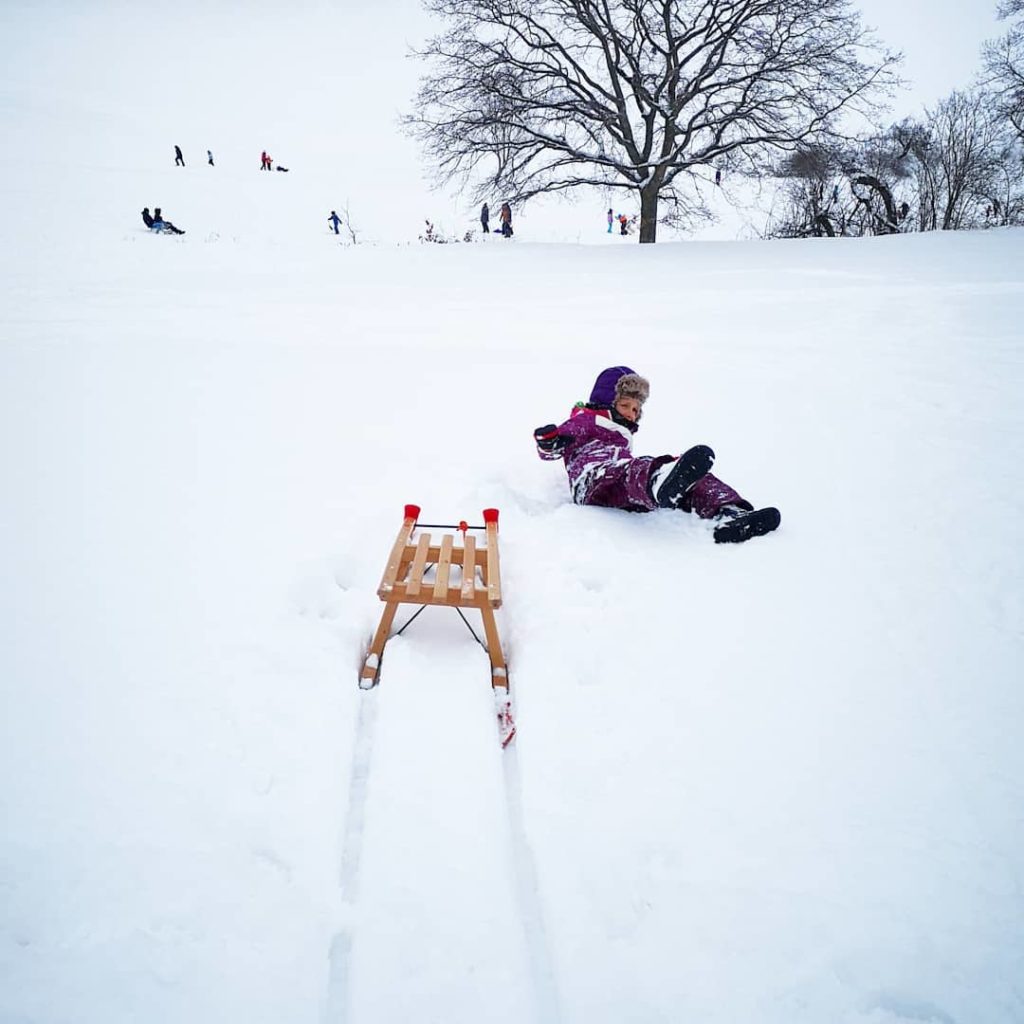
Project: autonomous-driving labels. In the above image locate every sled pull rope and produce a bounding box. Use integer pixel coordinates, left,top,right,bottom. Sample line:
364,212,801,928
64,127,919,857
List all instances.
416,521,487,531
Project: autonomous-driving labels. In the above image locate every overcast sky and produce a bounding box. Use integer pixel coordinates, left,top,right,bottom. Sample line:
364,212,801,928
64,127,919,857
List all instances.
849,0,1002,112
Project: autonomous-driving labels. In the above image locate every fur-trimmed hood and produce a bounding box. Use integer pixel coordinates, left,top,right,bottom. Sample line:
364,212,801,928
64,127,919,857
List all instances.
588,366,650,420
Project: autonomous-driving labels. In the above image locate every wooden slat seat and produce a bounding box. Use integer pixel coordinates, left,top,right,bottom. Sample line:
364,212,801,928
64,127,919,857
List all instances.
460,535,477,601
433,535,454,599
405,533,431,597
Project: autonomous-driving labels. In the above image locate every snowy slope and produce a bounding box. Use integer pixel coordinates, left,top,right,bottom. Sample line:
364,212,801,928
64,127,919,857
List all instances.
3,5,1024,1024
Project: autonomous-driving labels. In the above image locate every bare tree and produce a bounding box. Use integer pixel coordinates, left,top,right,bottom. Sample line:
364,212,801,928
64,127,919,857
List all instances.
983,0,1024,138
772,144,846,236
406,0,900,242
769,129,915,239
886,119,940,231
844,126,917,234
915,90,1016,230
335,200,362,245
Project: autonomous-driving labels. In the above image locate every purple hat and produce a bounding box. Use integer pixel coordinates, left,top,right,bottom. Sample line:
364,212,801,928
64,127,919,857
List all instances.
589,366,650,410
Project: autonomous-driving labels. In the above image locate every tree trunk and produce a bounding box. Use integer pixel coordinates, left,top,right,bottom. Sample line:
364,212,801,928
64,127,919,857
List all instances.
814,213,836,237
851,174,899,233
639,182,660,243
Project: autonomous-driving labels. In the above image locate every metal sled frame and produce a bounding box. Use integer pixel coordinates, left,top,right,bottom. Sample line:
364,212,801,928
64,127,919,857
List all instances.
359,504,508,692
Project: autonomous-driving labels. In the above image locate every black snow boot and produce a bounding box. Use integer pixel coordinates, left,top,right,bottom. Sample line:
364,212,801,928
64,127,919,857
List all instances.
651,445,715,508
713,506,782,544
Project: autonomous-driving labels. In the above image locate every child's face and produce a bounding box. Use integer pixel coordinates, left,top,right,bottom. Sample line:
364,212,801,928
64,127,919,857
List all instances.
614,396,641,423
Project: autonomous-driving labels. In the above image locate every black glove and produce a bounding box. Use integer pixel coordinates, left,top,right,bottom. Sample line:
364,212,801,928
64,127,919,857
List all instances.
534,424,570,453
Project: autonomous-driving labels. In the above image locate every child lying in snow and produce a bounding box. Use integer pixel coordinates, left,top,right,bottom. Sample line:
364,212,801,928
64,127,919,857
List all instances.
534,366,780,543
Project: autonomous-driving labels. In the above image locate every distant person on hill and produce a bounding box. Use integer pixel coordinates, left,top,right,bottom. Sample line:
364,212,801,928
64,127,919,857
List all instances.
152,207,185,235
607,207,614,233
174,145,185,167
480,202,490,236
715,167,721,186
261,151,272,170
207,149,214,166
500,201,513,238
141,207,154,229
618,213,630,236
534,366,780,543
328,210,342,234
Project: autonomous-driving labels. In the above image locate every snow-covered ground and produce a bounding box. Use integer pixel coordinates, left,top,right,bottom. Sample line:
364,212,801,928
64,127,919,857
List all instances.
3,6,1024,1024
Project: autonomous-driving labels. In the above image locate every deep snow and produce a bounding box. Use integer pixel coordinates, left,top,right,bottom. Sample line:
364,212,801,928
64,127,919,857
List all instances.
2,4,1024,1024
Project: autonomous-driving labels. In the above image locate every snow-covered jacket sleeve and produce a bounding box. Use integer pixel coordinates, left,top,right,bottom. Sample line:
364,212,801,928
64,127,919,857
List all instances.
534,420,570,461
535,407,631,463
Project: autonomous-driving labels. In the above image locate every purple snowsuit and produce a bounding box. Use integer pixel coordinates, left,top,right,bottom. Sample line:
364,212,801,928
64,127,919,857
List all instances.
536,406,751,517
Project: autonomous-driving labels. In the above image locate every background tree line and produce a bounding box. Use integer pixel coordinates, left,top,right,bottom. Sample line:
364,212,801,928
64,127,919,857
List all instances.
772,0,1024,239
406,0,1023,241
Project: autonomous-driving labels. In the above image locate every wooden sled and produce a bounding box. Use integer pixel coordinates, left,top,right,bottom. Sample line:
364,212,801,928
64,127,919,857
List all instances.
359,504,509,702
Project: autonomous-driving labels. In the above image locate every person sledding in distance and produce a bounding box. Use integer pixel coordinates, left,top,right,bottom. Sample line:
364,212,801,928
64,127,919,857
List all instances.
142,206,183,234
534,366,781,543
151,207,185,235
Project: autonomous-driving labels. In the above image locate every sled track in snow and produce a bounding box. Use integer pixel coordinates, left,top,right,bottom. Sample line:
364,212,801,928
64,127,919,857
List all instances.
324,690,378,1024
500,740,563,1023
324,682,560,1022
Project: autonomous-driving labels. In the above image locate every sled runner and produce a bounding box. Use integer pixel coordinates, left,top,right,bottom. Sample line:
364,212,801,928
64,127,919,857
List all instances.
360,504,515,745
